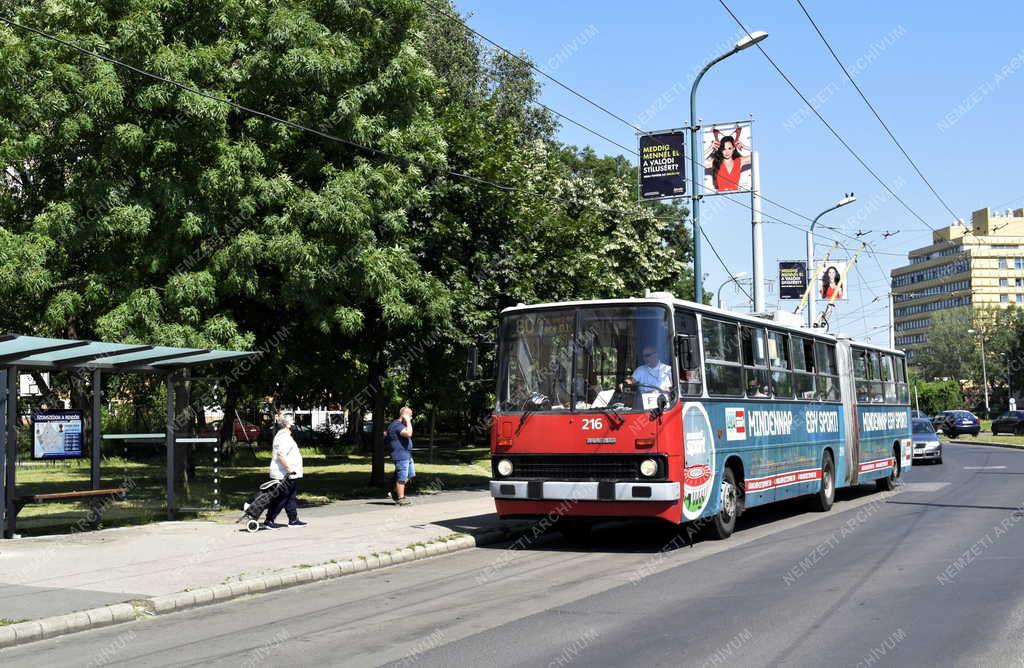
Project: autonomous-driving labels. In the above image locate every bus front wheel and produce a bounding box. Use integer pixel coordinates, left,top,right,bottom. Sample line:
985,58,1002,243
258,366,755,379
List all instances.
810,451,835,512
705,467,739,540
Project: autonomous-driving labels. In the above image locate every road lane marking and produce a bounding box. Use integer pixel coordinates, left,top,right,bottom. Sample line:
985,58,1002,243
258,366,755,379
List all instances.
964,466,1007,470
901,482,951,492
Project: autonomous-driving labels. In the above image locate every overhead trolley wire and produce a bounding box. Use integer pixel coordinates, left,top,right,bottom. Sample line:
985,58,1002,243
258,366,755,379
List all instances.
418,0,643,133
794,0,960,224
716,0,937,233
0,16,670,225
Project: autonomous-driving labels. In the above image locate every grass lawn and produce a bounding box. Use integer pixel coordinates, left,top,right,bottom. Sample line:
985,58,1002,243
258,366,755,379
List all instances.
12,446,492,536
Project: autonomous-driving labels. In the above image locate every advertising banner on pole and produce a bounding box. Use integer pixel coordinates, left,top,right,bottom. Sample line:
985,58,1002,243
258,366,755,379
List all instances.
638,130,686,200
819,260,850,301
33,410,84,459
778,261,808,300
701,120,753,194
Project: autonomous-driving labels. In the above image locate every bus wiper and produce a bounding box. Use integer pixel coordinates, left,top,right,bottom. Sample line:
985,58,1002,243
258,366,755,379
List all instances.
597,402,625,430
517,392,548,433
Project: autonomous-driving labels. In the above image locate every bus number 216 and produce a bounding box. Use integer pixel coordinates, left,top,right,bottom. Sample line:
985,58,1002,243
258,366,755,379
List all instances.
581,418,604,430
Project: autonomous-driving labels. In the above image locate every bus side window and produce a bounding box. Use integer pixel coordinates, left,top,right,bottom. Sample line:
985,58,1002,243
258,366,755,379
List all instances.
675,311,702,396
895,356,909,404
702,318,743,396
791,335,816,400
815,341,840,401
853,348,870,403
880,354,897,404
741,326,770,398
868,351,884,403
766,330,793,399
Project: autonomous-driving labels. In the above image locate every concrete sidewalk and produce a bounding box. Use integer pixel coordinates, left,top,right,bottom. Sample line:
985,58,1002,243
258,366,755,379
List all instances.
0,490,514,624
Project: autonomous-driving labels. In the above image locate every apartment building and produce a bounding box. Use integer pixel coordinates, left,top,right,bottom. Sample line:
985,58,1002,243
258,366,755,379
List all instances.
891,207,1024,359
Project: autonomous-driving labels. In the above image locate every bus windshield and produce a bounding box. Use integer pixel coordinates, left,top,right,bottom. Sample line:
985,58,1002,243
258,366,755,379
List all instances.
498,305,674,412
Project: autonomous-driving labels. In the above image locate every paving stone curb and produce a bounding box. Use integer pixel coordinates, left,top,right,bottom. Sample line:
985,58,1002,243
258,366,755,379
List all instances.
0,526,527,650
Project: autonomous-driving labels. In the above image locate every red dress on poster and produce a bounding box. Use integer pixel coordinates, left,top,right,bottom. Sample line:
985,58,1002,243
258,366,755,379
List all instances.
705,126,749,192
715,159,742,191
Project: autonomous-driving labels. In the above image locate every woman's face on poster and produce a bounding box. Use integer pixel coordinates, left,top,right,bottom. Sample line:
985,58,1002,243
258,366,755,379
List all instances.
826,267,838,283
721,140,735,159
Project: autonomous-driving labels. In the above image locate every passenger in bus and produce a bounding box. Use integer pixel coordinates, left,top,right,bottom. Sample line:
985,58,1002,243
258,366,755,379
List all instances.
747,378,768,398
626,346,673,393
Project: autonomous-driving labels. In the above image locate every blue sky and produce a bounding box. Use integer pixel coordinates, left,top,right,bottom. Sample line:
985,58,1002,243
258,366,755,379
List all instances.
455,0,1024,342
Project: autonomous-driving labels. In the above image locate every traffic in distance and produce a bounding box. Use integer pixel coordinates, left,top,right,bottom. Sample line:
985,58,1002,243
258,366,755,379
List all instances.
489,292,912,539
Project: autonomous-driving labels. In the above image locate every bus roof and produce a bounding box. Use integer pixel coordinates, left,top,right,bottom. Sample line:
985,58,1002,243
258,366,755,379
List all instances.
500,294,905,357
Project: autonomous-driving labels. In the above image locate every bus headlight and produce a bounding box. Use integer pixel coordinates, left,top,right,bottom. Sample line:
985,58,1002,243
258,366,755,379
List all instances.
496,459,514,477
639,458,659,478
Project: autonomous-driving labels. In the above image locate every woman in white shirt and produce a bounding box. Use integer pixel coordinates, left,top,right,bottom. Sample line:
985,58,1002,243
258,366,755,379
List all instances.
265,413,306,528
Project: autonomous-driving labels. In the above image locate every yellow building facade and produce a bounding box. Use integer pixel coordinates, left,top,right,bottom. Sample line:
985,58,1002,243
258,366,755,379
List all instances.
891,207,1024,359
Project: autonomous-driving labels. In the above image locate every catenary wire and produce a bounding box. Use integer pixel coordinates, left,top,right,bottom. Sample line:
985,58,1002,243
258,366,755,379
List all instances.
418,0,643,133
794,0,960,224
0,16,675,225
716,0,937,233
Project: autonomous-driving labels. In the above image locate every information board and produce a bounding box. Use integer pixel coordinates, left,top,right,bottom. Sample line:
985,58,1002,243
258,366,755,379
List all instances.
778,260,808,300
33,410,84,459
639,131,686,200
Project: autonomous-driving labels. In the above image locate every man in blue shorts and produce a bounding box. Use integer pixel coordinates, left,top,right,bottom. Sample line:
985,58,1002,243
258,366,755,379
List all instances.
388,406,415,505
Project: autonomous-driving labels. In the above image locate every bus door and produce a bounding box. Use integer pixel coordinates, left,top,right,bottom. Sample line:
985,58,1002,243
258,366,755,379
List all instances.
836,338,860,485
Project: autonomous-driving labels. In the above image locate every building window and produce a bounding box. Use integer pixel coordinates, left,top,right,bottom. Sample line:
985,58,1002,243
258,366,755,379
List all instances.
1017,294,1023,304
1017,258,1024,270
1001,294,1009,304
999,258,1008,269
1017,278,1024,288
1000,278,1009,288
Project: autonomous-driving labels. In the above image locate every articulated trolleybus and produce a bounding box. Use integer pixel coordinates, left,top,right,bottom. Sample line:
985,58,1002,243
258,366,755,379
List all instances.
490,293,912,539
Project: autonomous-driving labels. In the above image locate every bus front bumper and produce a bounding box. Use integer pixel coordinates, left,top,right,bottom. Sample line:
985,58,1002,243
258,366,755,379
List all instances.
489,480,680,502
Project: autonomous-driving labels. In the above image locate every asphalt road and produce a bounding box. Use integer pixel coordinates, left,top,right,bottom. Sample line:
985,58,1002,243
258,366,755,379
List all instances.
5,441,1024,667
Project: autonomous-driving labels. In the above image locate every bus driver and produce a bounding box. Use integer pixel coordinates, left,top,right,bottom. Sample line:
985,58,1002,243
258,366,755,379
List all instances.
627,345,673,393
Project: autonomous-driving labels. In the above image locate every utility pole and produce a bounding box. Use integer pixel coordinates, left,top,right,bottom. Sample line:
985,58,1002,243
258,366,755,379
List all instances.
807,194,856,327
751,151,765,312
689,30,768,305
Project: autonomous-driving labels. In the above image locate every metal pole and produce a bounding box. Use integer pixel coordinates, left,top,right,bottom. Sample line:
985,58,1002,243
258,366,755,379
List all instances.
980,333,990,417
689,96,703,304
91,369,101,490
5,367,16,538
751,150,765,312
806,228,815,327
0,369,6,539
888,292,895,349
166,371,175,520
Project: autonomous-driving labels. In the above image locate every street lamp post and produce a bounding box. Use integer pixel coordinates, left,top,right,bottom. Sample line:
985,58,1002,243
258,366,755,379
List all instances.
807,194,856,327
717,272,749,309
968,328,990,417
690,30,768,305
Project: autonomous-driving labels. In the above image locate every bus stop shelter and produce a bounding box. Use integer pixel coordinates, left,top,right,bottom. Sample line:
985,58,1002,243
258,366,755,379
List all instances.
0,334,257,537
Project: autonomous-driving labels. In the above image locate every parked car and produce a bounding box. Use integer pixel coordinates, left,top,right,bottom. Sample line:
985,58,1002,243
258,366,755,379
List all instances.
933,410,980,438
910,410,929,420
260,422,321,446
911,418,942,464
991,411,1024,436
198,418,261,443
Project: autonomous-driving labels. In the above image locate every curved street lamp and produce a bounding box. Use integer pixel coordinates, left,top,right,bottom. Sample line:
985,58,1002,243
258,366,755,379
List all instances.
717,272,749,309
690,30,768,304
807,194,856,326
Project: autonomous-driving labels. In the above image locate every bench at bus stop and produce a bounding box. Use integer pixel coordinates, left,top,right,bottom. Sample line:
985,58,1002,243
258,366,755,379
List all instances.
11,487,129,530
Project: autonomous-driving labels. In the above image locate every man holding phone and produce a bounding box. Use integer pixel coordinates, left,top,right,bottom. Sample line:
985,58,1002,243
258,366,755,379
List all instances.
387,406,415,506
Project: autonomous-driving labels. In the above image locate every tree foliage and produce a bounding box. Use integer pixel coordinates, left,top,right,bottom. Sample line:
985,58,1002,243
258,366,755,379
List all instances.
0,0,697,481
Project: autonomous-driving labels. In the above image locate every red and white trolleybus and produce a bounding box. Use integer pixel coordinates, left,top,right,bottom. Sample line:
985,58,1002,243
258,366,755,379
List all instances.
489,293,912,539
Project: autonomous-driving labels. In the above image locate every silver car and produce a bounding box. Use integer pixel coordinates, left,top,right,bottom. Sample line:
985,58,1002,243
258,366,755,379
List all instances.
912,418,942,464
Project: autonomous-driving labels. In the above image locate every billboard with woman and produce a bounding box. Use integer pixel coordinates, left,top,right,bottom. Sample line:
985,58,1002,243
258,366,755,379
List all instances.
820,262,849,301
702,121,752,194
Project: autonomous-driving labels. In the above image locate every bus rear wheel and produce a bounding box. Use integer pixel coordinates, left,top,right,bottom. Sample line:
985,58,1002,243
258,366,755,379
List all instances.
809,452,835,512
876,446,899,491
705,467,739,541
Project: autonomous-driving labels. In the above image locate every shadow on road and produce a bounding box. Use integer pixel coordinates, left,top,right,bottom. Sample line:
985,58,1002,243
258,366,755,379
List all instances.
450,484,890,555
